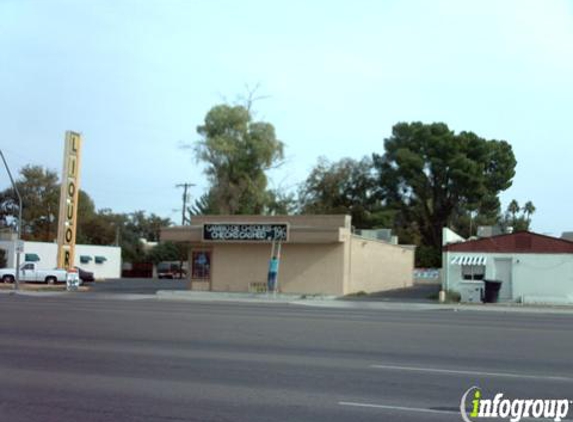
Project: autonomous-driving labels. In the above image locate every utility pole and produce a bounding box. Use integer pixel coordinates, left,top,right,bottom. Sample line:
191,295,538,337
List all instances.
0,150,22,291
176,182,195,285
176,183,195,225
114,224,120,246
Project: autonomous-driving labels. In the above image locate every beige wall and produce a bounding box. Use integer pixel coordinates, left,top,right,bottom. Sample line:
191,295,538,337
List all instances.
346,236,414,294
279,243,345,295
190,237,413,296
164,215,414,297
206,243,346,295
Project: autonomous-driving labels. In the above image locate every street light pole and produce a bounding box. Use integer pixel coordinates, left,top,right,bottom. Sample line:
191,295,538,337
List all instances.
0,150,22,290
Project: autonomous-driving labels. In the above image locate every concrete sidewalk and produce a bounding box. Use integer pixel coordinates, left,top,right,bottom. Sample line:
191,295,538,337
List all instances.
155,290,573,315
4,288,573,316
0,289,71,297
156,290,337,303
298,299,573,315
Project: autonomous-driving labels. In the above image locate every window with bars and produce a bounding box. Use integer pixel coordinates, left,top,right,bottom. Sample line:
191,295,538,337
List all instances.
462,265,485,280
191,251,211,280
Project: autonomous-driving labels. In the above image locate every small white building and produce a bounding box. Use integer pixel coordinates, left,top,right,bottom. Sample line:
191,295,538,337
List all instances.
442,229,573,304
0,240,121,280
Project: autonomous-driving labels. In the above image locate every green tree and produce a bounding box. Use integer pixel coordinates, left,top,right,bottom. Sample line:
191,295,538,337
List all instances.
299,156,393,229
0,163,174,263
498,199,536,232
125,211,171,242
194,104,284,214
265,189,297,215
373,122,516,266
77,208,122,246
76,190,99,244
0,165,100,243
523,201,536,224
0,165,59,241
189,192,217,216
507,199,520,220
190,187,296,217
146,241,187,265
79,210,172,263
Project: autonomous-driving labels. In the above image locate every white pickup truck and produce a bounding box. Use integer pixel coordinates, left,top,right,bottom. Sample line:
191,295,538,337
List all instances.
0,262,68,284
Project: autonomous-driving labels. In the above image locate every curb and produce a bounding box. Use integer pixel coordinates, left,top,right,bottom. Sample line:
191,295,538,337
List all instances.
154,290,573,315
7,290,72,297
155,290,337,304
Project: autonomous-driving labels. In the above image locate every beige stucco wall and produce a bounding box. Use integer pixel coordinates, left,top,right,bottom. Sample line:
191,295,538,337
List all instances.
346,236,414,294
164,215,414,296
205,242,346,295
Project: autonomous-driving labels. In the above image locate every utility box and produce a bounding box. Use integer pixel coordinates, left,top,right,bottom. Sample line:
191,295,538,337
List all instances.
459,281,484,303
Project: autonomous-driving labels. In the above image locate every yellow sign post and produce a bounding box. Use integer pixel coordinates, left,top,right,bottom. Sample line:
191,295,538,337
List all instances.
56,131,82,270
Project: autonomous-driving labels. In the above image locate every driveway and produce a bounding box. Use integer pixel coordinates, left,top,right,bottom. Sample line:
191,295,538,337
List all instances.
344,282,441,302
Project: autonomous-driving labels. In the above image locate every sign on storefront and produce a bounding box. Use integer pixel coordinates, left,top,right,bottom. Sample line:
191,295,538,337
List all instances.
203,223,289,242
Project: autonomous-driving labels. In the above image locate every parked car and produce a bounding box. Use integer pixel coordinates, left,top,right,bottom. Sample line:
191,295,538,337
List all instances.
157,263,186,279
75,267,95,283
0,262,67,284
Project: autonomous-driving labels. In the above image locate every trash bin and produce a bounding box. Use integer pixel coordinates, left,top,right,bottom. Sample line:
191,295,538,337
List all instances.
483,280,503,303
459,281,484,303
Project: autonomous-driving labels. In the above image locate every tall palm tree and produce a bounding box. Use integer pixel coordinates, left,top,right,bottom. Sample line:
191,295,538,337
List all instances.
507,200,520,222
523,201,536,225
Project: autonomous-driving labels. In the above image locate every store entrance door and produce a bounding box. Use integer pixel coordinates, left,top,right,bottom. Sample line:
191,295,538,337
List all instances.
494,258,513,301
191,250,212,291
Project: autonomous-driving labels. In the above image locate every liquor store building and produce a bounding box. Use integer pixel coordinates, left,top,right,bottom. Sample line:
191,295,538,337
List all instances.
161,215,414,296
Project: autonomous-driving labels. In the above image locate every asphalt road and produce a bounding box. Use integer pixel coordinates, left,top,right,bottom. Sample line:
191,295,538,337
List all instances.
1,294,572,422
343,283,441,302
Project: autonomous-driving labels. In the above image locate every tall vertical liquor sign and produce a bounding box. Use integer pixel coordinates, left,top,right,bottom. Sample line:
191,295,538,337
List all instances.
56,131,83,270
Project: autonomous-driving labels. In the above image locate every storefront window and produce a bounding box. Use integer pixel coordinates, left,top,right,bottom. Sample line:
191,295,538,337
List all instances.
192,251,211,280
462,265,485,280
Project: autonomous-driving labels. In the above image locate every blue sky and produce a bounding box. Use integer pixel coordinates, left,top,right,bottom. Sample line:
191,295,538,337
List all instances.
1,0,572,235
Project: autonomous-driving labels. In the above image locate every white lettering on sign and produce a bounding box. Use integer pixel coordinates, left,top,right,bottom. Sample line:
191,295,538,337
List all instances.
203,224,288,241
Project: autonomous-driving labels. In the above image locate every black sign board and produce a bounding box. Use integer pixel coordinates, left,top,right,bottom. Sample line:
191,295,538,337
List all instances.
203,223,288,242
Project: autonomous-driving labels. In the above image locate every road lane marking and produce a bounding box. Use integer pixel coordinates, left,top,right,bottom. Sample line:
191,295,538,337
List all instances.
339,402,569,421
338,401,457,415
370,364,573,382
